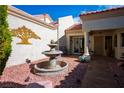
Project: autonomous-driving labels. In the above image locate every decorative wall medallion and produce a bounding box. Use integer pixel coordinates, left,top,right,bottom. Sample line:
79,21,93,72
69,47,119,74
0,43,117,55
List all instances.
11,26,41,44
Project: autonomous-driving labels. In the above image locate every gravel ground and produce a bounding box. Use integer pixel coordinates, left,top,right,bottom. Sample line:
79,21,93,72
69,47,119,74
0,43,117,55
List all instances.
0,55,88,88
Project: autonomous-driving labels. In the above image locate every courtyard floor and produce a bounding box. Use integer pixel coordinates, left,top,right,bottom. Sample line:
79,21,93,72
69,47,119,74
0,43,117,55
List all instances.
0,55,124,88
0,55,87,88
82,56,124,88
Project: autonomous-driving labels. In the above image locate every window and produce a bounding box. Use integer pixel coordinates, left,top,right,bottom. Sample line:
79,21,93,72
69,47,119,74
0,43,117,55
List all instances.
121,33,124,47
114,35,117,47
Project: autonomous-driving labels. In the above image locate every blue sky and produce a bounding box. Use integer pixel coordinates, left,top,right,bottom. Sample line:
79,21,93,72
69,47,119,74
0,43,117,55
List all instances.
13,5,122,21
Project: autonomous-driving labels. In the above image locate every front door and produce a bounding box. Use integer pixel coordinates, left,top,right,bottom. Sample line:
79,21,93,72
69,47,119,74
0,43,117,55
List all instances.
105,36,113,56
94,36,104,55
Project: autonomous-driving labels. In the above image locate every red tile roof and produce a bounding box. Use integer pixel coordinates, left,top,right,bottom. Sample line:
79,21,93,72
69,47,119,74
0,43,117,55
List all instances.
66,24,82,31
80,6,124,16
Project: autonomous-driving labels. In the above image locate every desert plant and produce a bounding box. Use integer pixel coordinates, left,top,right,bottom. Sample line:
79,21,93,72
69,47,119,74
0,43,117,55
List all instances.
0,5,12,75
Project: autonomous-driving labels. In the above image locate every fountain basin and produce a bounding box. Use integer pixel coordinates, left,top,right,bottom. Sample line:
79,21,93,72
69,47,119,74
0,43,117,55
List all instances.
34,61,68,75
34,40,68,76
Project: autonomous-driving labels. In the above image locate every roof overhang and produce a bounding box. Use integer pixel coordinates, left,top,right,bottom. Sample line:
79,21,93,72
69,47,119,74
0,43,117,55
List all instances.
8,6,57,30
79,6,124,21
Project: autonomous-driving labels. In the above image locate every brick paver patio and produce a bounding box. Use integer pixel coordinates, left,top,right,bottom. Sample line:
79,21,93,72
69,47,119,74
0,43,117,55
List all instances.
82,56,124,88
0,55,124,88
0,55,87,88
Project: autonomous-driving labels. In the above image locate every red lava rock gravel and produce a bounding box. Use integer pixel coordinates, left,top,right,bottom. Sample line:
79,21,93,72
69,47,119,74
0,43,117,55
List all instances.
0,55,88,88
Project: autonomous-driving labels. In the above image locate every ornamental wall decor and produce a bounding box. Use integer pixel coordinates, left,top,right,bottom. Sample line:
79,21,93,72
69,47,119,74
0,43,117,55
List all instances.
11,26,41,44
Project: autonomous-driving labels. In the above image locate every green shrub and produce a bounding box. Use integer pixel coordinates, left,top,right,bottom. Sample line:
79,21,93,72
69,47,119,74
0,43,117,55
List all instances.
0,5,12,75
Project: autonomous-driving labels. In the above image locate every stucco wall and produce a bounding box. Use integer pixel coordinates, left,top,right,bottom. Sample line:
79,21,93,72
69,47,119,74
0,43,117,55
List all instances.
7,14,57,67
58,16,74,53
40,18,51,23
89,29,124,60
81,12,124,59
83,16,124,31
90,30,114,56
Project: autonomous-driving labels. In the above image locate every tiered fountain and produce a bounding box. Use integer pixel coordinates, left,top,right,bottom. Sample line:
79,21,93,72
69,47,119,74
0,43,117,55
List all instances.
34,40,68,75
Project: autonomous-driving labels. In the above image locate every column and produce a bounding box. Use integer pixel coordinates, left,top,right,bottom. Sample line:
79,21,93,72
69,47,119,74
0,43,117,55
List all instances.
84,31,90,56
117,32,121,59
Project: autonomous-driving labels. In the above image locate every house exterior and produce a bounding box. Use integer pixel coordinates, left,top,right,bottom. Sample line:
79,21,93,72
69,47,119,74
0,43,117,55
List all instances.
65,6,124,60
34,14,53,23
65,24,84,54
7,6,73,67
6,6,124,67
7,6,57,67
79,6,124,60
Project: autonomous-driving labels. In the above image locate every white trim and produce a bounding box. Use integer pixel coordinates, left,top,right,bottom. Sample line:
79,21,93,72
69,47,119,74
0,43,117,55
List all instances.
8,6,56,30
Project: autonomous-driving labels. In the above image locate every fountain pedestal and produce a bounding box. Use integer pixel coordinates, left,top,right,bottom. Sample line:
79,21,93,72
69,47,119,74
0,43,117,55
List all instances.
34,40,68,75
49,56,57,69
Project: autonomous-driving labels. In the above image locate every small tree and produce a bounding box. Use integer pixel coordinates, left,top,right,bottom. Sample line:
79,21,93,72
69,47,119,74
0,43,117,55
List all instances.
11,26,41,44
0,5,12,75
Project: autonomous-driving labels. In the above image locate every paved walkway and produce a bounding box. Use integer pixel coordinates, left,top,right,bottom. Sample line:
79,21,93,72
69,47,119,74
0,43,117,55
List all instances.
0,55,124,88
0,55,87,88
81,56,124,88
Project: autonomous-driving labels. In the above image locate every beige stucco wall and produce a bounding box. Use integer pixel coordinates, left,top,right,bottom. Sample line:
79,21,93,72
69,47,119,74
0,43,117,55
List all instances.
65,28,124,59
89,28,124,59
7,14,57,67
82,16,124,31
40,18,52,23
80,9,124,59
90,30,114,56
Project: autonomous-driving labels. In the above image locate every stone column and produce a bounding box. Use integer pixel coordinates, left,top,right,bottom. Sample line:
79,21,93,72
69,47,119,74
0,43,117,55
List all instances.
79,31,90,62
117,32,121,59
79,18,91,62
84,31,90,56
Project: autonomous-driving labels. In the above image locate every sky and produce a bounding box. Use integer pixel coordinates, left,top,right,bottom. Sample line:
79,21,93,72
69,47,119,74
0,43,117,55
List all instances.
13,5,122,22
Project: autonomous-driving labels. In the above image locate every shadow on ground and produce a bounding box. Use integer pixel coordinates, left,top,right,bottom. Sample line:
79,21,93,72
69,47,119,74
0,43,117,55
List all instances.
55,62,88,88
0,81,25,88
0,81,45,88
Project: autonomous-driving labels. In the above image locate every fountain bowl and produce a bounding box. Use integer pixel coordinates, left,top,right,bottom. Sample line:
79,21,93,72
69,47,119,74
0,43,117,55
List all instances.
34,61,68,75
48,44,57,47
34,40,68,76
42,50,63,55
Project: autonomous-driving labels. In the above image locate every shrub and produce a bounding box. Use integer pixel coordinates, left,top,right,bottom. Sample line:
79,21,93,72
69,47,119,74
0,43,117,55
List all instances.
0,5,12,75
